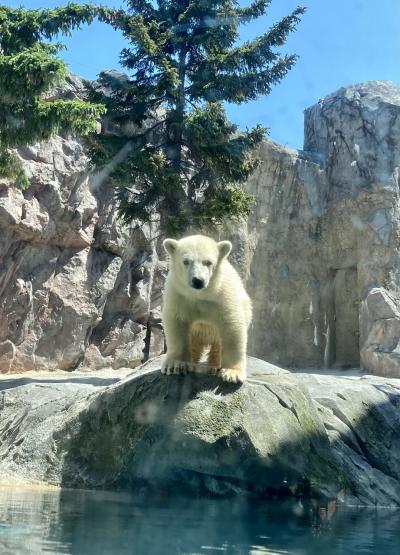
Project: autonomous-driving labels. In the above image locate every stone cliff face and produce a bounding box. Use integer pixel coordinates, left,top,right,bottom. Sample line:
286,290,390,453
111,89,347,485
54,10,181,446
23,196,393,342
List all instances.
0,118,165,372
1,79,400,375
247,81,400,376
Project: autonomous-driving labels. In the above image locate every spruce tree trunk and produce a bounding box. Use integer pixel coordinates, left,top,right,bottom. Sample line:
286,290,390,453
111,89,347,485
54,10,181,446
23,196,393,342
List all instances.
162,46,192,235
173,47,186,170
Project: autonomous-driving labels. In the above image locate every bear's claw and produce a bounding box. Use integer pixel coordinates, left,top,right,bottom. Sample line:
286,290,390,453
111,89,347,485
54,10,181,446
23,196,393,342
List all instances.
220,368,246,384
161,360,191,375
191,363,220,375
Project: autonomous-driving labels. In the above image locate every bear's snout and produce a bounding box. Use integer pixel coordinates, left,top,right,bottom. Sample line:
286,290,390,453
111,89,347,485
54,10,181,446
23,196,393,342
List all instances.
191,277,205,289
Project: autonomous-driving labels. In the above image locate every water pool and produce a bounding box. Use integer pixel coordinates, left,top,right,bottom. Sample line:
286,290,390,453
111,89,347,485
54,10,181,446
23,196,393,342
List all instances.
0,486,399,554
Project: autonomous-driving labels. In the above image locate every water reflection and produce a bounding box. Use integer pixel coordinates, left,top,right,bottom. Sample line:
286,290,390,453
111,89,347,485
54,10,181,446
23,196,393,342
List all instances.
0,486,399,554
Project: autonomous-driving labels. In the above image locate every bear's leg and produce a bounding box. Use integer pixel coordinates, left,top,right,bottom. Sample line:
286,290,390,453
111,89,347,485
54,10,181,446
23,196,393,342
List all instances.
161,316,192,375
220,327,247,383
191,335,203,366
207,341,221,373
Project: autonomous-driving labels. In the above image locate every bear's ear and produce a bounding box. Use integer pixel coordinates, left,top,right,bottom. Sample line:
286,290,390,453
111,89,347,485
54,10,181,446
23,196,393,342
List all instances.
163,238,178,256
217,240,232,260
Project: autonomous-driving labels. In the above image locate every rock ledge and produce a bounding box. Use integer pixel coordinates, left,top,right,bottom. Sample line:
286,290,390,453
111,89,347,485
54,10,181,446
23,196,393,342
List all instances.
1,357,400,506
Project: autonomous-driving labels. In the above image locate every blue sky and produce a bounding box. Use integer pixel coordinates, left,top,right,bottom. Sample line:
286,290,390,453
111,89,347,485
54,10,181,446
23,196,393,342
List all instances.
4,1,400,149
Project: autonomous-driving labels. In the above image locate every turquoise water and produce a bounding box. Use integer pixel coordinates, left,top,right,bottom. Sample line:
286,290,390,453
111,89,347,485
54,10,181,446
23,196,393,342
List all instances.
0,487,399,554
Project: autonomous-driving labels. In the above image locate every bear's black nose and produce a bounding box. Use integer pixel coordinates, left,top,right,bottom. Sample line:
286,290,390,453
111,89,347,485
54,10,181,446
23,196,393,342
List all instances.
192,277,205,289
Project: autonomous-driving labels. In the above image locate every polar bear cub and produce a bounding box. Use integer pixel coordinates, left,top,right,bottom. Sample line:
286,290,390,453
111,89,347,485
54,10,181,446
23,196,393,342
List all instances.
161,234,252,383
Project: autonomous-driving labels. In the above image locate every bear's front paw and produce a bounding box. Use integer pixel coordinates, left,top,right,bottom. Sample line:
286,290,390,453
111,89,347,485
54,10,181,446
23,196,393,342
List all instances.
161,358,191,376
220,367,246,384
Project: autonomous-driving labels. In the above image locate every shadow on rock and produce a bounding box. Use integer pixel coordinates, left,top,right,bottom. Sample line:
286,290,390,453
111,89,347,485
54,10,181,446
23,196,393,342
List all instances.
2,357,400,507
55,359,356,503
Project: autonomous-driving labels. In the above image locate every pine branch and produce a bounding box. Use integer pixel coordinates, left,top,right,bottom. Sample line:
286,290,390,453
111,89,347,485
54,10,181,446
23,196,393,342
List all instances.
0,4,106,187
0,4,98,53
0,44,67,101
234,0,272,21
189,54,298,103
199,7,306,73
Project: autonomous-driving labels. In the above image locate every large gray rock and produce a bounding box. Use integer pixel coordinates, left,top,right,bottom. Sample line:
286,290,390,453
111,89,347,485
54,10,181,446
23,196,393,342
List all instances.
0,129,165,372
1,357,400,507
360,287,400,377
246,81,400,376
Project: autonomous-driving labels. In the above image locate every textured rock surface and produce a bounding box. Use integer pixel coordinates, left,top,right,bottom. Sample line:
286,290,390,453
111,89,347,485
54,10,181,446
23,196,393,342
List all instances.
0,78,165,372
360,288,400,377
1,357,400,506
246,81,400,375
1,79,400,375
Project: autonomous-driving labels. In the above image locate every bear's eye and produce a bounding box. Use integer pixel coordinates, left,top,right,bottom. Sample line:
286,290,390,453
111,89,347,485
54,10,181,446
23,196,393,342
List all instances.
183,260,190,266
203,260,213,267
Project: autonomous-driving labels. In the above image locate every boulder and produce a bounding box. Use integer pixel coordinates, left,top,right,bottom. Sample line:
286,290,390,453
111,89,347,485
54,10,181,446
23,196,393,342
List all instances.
360,287,400,377
1,357,400,506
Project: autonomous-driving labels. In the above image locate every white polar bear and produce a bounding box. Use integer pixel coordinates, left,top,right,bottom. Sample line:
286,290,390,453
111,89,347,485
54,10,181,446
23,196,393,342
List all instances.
161,234,252,383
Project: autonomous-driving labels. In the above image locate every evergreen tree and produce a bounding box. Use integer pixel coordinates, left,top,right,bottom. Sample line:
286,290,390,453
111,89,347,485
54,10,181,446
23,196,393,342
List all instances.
0,4,105,188
90,0,305,235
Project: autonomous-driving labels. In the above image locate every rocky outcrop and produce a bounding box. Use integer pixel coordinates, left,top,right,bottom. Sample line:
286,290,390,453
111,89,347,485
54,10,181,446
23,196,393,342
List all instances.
1,357,400,506
0,75,165,372
246,81,400,376
360,288,400,377
1,78,400,375
0,135,165,372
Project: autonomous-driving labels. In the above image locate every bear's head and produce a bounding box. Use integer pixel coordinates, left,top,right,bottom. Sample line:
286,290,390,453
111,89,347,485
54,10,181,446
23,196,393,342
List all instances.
163,234,232,292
